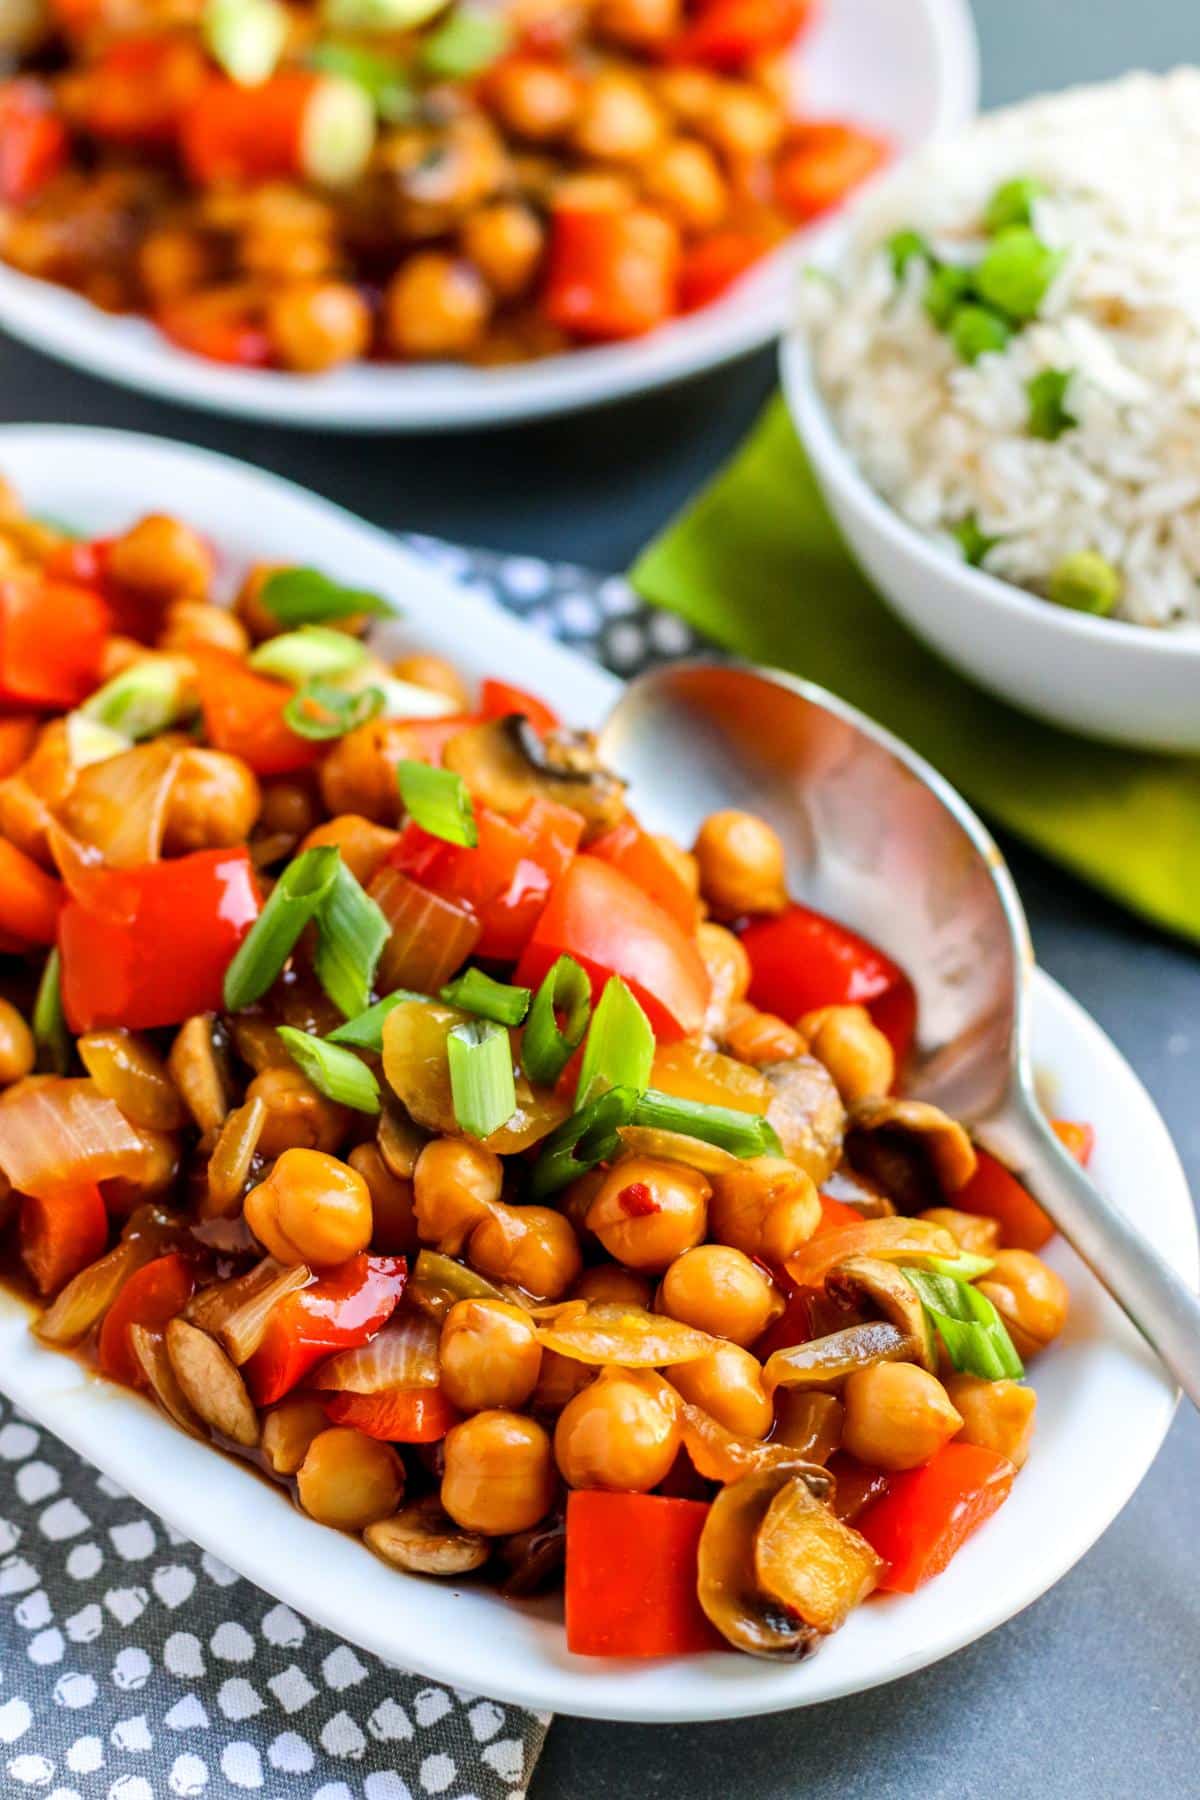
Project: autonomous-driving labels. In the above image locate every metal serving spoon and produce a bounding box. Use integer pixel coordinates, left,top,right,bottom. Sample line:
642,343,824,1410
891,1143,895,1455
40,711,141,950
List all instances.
598,660,1200,1408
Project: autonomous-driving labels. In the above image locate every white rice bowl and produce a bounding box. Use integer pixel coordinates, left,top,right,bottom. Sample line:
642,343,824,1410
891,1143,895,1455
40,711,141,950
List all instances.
801,69,1200,630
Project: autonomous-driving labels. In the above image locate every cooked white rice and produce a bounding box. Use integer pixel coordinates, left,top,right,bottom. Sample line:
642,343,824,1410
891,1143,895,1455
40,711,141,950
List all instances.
800,69,1200,629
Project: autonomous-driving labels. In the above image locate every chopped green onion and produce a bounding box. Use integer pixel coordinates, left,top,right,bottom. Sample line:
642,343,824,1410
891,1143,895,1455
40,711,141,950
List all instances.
887,228,930,280
65,712,129,769
82,658,193,740
313,861,389,1019
277,1026,381,1113
396,760,477,847
309,41,415,122
223,845,340,1010
322,0,445,28
923,262,973,327
1027,367,1076,440
901,1267,1024,1380
1047,550,1121,616
447,1019,516,1140
974,225,1063,322
205,0,289,82
521,954,591,1087
32,949,70,1076
909,1251,996,1282
421,5,510,78
950,513,1002,567
575,976,654,1107
373,677,458,721
284,679,385,741
327,988,429,1051
949,302,1012,363
258,566,391,628
984,175,1044,234
630,1089,782,1159
528,1086,640,1199
249,626,368,685
440,967,530,1027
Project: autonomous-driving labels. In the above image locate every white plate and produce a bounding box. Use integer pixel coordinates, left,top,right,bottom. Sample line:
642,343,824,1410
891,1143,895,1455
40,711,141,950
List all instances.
0,426,1193,1725
0,0,977,431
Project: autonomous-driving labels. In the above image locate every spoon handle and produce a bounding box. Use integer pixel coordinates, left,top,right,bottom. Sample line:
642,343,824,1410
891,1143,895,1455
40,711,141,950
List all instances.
992,1092,1200,1408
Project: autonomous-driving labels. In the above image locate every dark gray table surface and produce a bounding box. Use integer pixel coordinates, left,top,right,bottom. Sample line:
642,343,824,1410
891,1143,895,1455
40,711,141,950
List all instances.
2,2,1198,1794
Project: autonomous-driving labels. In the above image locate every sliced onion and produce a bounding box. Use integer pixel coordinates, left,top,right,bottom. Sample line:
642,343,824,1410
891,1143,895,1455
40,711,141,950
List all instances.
48,822,140,923
60,739,183,869
536,1304,715,1368
369,865,481,995
0,1077,145,1198
312,1310,440,1393
217,1261,313,1365
616,1124,741,1174
678,1401,833,1495
34,1239,143,1346
785,1217,958,1290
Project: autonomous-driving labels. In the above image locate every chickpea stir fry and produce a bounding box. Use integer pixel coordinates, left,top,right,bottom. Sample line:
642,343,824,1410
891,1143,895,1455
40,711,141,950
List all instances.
0,0,886,373
0,483,1083,1660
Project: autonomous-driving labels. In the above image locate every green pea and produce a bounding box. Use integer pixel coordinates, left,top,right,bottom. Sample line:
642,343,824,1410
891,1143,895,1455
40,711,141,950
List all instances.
951,514,1002,567
975,225,1064,321
984,176,1045,234
887,229,930,280
949,302,1012,363
1027,368,1076,440
1047,551,1121,616
924,263,973,328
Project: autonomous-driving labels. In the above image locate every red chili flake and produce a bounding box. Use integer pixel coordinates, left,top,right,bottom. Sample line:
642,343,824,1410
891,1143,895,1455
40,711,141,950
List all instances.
616,1181,660,1218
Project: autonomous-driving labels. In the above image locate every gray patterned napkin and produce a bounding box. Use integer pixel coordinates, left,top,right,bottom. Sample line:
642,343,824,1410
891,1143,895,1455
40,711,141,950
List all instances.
0,542,701,1800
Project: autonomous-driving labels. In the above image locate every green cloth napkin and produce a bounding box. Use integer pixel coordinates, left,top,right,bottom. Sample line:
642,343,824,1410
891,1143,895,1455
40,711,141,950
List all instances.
632,396,1200,945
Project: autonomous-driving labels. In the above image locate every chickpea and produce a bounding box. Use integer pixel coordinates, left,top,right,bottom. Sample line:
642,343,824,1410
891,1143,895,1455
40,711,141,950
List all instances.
977,1251,1069,1358
842,1362,963,1471
440,1300,542,1413
572,1264,652,1309
441,1410,556,1535
468,1202,582,1300
261,1394,330,1476
586,1158,709,1272
658,1245,782,1348
919,1208,1000,1258
106,515,213,606
703,82,785,160
723,1001,804,1065
391,653,471,712
235,563,287,642
708,1156,820,1263
693,810,787,919
552,171,637,212
655,67,721,126
559,1167,606,1244
384,254,491,360
240,227,336,283
945,1375,1037,1470
244,1147,373,1267
484,58,580,142
162,748,260,856
669,1341,772,1438
554,1369,679,1491
297,1427,404,1531
301,814,400,889
0,999,35,1087
256,781,315,843
319,718,413,823
347,1142,418,1255
531,1347,595,1416
266,281,371,375
594,0,682,48
696,920,751,1037
158,599,249,658
137,227,218,303
573,71,665,164
246,1065,348,1158
413,1137,502,1254
643,138,728,231
461,202,545,300
798,1005,895,1103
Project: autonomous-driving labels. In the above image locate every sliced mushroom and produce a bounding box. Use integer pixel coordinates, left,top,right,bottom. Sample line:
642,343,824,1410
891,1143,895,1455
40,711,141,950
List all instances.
261,1395,330,1476
697,1469,822,1660
128,1324,206,1440
365,1497,490,1577
167,1013,231,1134
497,1512,566,1596
761,1056,846,1186
202,1095,267,1220
772,1391,844,1463
441,716,626,833
825,1255,938,1371
165,1317,260,1447
845,1097,977,1210
753,1476,883,1636
822,1164,896,1221
762,1321,911,1395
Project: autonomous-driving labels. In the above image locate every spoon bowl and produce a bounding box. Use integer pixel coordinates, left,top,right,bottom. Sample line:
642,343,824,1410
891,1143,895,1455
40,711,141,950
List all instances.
600,660,1200,1404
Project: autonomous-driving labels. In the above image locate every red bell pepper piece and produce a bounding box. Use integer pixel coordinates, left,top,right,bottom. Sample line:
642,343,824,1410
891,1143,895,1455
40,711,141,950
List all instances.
775,121,888,223
587,816,699,936
543,206,681,342
1052,1119,1094,1167
956,1146,1054,1254
72,36,207,146
0,840,62,945
182,71,352,187
679,230,772,311
58,847,260,1032
390,796,583,962
0,577,109,709
516,855,710,1041
479,678,559,737
668,0,811,69
0,717,38,778
97,1252,196,1388
855,1442,1016,1593
323,1386,460,1443
565,1491,720,1657
814,1191,863,1236
19,1183,107,1298
740,902,916,1065
156,293,272,370
244,1255,408,1406
190,647,321,777
0,81,69,206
